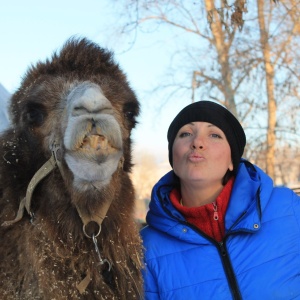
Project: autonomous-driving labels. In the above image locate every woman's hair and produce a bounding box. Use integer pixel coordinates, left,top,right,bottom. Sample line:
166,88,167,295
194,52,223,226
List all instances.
222,170,234,185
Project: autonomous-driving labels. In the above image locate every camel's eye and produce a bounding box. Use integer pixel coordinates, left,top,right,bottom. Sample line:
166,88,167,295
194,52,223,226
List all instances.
125,110,135,120
123,101,139,126
24,102,46,127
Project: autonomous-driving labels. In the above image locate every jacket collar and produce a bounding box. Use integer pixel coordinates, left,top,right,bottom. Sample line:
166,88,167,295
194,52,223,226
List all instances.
147,160,274,240
225,160,273,233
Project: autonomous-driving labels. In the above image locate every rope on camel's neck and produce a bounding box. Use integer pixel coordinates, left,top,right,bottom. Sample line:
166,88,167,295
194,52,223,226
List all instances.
1,143,124,293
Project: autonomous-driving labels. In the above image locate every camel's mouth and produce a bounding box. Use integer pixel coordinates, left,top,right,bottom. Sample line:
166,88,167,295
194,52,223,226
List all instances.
77,133,118,157
80,134,108,151
65,128,123,187
64,117,123,165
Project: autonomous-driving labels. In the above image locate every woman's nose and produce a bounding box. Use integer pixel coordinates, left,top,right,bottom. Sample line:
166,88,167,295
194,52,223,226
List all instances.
191,135,204,149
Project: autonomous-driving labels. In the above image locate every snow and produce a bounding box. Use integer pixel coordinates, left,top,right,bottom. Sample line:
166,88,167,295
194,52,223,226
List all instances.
0,83,10,132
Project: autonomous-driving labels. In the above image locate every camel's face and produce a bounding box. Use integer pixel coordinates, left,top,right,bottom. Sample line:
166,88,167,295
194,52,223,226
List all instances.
8,40,140,192
63,82,124,190
9,76,139,195
11,76,139,191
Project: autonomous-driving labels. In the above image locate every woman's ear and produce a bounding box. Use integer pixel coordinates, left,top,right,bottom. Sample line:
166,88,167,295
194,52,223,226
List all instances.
229,161,234,172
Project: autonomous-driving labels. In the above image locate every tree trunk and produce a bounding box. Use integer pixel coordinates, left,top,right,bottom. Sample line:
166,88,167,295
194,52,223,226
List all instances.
257,0,276,179
204,0,238,117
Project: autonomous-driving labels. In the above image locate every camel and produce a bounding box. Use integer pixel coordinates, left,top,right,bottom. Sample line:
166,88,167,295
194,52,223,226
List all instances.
0,37,143,299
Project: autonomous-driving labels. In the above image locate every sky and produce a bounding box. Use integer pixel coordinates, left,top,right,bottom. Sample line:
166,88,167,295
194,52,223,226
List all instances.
0,0,188,167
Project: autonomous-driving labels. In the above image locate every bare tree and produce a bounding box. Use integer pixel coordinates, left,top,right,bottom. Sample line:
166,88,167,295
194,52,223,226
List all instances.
131,151,170,220
257,0,276,178
112,0,300,182
254,0,300,179
131,152,161,201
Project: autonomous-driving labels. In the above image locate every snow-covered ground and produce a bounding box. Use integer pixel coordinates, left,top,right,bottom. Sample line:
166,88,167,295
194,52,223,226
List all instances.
0,83,10,132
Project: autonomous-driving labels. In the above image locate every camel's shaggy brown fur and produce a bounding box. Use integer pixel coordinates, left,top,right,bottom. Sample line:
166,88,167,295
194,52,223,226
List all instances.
0,38,143,299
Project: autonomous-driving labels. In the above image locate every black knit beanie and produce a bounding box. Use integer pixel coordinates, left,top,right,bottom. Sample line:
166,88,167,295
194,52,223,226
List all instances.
167,100,246,174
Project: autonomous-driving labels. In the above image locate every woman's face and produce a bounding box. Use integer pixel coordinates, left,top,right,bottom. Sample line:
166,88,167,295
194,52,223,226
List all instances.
172,122,233,186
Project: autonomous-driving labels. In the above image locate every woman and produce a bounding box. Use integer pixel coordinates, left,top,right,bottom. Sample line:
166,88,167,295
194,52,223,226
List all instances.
141,100,300,300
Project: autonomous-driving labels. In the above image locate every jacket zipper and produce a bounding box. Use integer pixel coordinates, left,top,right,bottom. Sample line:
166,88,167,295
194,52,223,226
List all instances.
178,221,243,300
217,240,242,300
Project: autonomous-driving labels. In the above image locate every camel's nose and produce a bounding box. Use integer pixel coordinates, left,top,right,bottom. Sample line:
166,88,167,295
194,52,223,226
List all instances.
67,82,113,116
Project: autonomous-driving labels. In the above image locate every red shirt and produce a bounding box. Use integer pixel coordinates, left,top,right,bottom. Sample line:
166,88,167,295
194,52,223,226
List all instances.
169,177,234,242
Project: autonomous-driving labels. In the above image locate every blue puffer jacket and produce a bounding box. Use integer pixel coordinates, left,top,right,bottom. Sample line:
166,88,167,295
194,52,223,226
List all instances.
141,160,300,300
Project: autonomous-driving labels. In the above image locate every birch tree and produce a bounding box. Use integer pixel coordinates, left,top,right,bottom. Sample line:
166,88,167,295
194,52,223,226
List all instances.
111,0,300,181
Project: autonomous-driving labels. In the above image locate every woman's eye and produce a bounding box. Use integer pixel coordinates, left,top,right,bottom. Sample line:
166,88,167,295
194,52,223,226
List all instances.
179,132,192,138
211,133,222,139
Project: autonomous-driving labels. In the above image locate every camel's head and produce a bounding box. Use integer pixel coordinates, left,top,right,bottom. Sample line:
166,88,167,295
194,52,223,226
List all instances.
8,38,140,191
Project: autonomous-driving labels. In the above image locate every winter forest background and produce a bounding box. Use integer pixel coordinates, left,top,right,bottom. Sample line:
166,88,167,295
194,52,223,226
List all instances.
1,0,299,222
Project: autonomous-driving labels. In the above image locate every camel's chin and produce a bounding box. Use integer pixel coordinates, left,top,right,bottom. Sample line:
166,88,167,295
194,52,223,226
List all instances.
65,151,123,190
